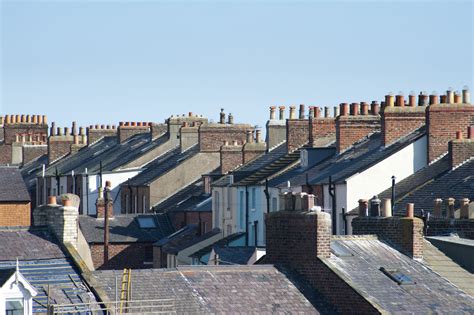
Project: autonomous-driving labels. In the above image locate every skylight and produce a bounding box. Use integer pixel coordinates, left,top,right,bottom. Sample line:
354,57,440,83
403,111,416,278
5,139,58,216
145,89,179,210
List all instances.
137,217,156,229
380,267,415,285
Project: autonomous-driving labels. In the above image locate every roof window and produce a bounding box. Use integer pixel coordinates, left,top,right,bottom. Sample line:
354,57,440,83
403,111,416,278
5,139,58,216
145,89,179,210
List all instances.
137,217,156,229
380,267,415,285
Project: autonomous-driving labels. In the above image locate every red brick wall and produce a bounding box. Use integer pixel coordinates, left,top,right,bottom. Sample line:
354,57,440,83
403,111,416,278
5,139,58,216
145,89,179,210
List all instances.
309,118,336,147
382,107,425,146
352,216,424,259
118,126,149,143
336,116,380,153
449,139,474,168
0,202,31,226
3,123,48,145
22,145,48,164
242,147,265,163
87,128,117,145
90,243,153,270
427,104,474,162
168,211,212,231
199,125,251,152
426,218,474,239
120,185,150,214
220,145,243,174
48,137,74,163
265,210,378,314
0,144,12,165
286,119,309,152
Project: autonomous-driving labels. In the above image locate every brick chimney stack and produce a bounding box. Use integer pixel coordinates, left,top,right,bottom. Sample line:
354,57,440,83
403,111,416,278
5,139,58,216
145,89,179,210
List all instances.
448,126,474,168
243,128,266,163
220,141,243,174
96,181,114,219
286,105,310,152
266,106,286,150
427,86,474,162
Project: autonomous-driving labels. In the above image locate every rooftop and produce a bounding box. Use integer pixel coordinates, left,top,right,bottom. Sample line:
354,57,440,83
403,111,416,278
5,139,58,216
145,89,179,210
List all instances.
0,167,31,202
0,228,64,260
326,236,474,313
155,225,221,255
88,265,336,314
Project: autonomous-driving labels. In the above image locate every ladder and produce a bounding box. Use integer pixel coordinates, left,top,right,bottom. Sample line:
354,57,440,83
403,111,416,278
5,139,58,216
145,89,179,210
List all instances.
119,268,132,314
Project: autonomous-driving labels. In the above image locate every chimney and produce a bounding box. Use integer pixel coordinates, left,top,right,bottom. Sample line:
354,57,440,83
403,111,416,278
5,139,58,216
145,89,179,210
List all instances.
358,199,368,216
266,192,332,267
220,141,243,174
462,86,470,103
118,121,150,143
48,124,75,163
433,198,443,217
96,181,114,219
287,105,310,152
336,101,380,153
267,106,286,150
202,175,212,194
427,88,474,162
199,121,251,152
228,113,234,124
219,108,226,124
352,203,424,259
180,123,199,152
243,128,266,163
460,198,470,219
381,91,426,147
87,124,117,145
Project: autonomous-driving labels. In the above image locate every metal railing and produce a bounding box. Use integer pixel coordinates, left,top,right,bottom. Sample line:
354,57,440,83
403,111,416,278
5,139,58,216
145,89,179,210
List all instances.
49,298,177,315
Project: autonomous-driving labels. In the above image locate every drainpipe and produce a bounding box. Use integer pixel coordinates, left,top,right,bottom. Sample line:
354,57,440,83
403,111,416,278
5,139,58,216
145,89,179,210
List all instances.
55,167,60,195
254,220,258,246
245,186,249,246
328,176,337,235
391,176,396,213
85,168,89,215
104,183,110,266
342,207,347,235
263,179,270,213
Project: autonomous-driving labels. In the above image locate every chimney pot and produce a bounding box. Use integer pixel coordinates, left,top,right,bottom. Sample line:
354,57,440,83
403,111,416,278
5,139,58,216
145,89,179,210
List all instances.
333,106,339,117
340,103,349,116
299,104,305,119
406,203,414,218
460,198,470,219
57,127,62,136
308,106,314,119
454,91,462,103
73,135,79,145
246,130,254,143
369,195,381,216
269,106,276,120
21,115,25,123
385,94,395,107
371,101,380,115
51,122,56,136
48,196,57,205
324,106,330,118
462,86,470,103
64,127,69,135
456,130,463,140
5,115,11,124
381,198,392,217
131,122,136,127
433,198,443,217
358,199,368,217
95,124,100,129
26,115,30,123
315,107,321,118
429,94,439,105
220,108,226,124
447,198,455,218
440,95,447,103
289,106,296,119
395,95,405,107
279,106,285,120
350,103,359,116
41,115,47,124
15,115,20,124
408,94,416,107
228,113,234,124
255,129,262,143
360,102,369,115
189,112,193,117
447,89,454,104
72,121,77,135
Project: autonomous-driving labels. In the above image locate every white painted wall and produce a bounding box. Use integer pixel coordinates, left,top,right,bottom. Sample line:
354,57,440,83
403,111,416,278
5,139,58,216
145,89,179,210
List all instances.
0,271,37,315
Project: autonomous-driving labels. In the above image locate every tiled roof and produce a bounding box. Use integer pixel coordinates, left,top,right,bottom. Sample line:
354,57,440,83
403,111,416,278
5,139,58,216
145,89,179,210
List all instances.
326,236,474,313
89,265,336,314
0,167,30,202
283,127,425,187
20,154,48,192
79,214,174,243
44,133,170,176
213,246,257,265
391,158,474,216
0,228,64,261
127,144,200,186
348,155,452,215
189,232,246,260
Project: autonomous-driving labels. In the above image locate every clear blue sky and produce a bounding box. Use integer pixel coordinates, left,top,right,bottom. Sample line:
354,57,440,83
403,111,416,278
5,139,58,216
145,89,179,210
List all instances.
1,0,472,130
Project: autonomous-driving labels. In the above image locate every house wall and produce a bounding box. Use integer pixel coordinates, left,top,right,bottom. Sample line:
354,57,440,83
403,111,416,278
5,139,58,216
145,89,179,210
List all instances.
149,152,220,207
90,242,153,270
119,138,177,169
176,233,223,265
0,201,31,227
169,211,212,232
0,273,36,315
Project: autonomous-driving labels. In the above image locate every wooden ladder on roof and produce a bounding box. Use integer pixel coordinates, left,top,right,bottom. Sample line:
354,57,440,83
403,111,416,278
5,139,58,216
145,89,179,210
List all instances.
119,268,132,314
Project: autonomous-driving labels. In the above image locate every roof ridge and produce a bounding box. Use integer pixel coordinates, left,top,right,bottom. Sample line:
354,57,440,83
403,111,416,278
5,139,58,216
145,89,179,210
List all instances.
452,156,474,170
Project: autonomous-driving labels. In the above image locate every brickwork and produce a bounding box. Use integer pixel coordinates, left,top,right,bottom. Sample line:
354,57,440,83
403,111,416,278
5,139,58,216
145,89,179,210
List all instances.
0,202,31,226
0,144,12,165
150,123,167,139
286,119,309,152
426,218,474,239
180,126,199,151
302,185,324,207
48,136,74,163
96,199,113,218
220,144,243,174
3,120,48,145
352,216,424,259
22,145,48,164
426,104,474,162
266,122,286,150
118,123,150,143
90,243,153,270
199,124,251,152
336,115,380,153
309,117,336,147
265,210,378,314
242,142,266,163
382,106,426,146
448,139,474,168
121,186,150,214
87,126,117,145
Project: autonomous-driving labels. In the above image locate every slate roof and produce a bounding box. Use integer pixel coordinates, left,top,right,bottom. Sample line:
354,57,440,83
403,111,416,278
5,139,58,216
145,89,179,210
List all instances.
213,246,257,265
88,265,337,314
20,154,48,192
44,133,170,176
79,214,174,243
0,227,98,313
348,155,452,216
281,127,426,188
153,178,213,213
326,236,474,313
0,268,15,286
391,158,474,216
189,232,246,261
155,225,221,255
127,144,200,186
0,167,30,202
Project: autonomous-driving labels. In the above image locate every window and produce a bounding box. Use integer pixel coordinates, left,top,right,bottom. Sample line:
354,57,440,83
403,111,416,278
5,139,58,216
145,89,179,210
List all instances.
137,217,156,228
251,188,256,209
239,191,245,229
142,195,146,213
380,267,415,285
6,298,24,315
